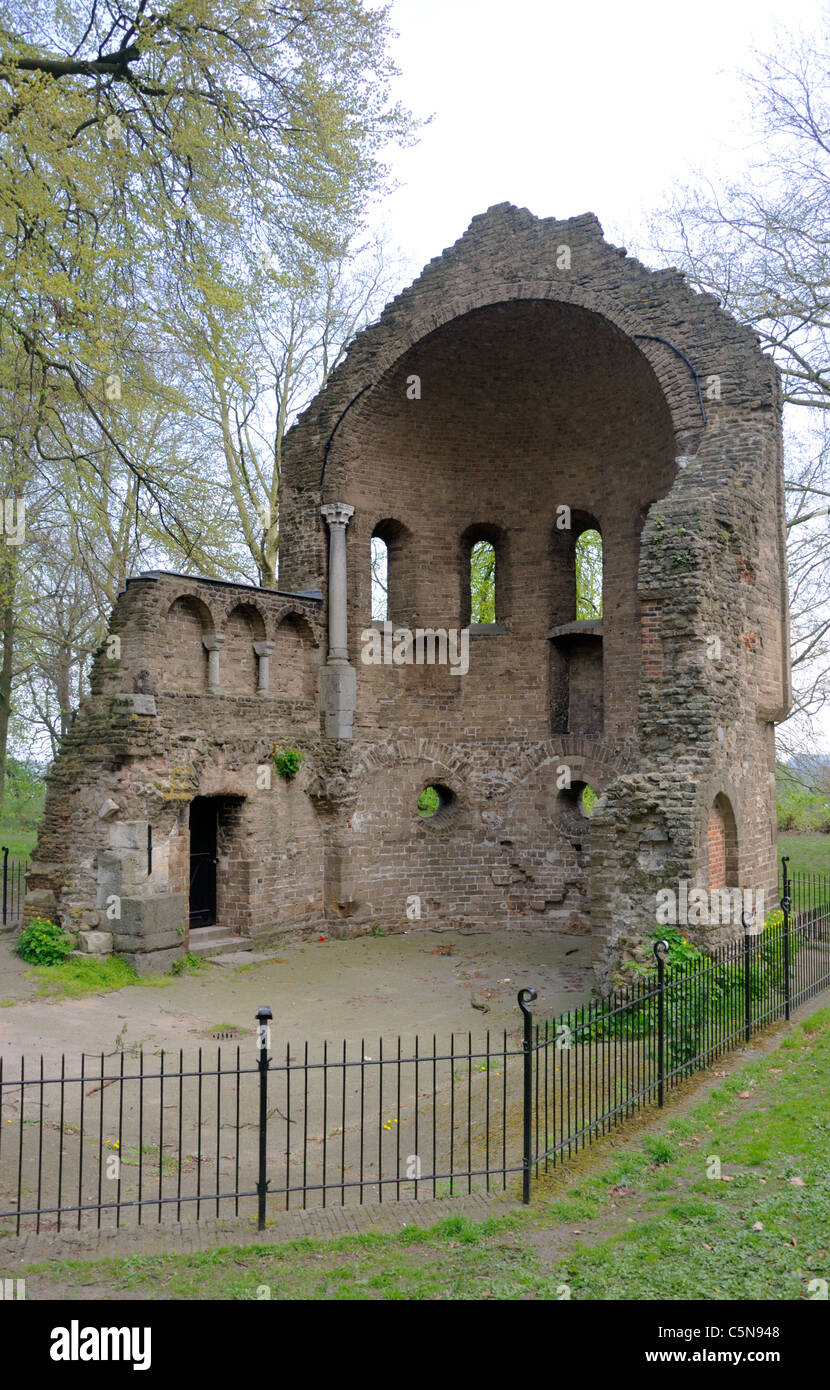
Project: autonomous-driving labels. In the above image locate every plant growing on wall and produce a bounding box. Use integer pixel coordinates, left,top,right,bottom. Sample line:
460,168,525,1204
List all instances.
272,745,305,780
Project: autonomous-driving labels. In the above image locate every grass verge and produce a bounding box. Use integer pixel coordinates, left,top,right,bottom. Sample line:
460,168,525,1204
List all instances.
19,952,209,1001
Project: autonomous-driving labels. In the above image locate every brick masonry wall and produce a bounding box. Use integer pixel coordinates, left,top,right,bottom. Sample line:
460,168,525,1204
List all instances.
640,602,663,679
277,206,787,983
706,804,727,891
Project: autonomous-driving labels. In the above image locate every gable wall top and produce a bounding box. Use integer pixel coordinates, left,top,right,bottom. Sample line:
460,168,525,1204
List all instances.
282,202,780,490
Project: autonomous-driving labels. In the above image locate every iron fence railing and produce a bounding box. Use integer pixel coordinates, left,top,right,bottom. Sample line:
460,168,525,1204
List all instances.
0,847,27,927
525,870,830,1189
1,858,829,1233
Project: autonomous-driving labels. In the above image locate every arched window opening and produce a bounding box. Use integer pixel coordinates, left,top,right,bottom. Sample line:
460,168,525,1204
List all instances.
462,525,504,627
371,535,388,621
470,539,496,624
575,528,603,620
371,520,409,623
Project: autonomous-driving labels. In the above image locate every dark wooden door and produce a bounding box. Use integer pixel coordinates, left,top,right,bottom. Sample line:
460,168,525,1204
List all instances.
189,798,218,928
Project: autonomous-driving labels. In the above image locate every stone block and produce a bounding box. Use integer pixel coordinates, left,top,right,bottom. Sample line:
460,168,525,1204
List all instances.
321,661,356,739
113,928,183,953
114,693,157,716
78,930,113,955
24,889,57,918
108,821,149,852
121,946,185,977
117,894,187,939
97,847,147,898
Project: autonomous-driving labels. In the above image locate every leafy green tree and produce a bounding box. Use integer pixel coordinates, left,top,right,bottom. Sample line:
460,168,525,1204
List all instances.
575,528,602,620
470,540,495,624
0,0,415,771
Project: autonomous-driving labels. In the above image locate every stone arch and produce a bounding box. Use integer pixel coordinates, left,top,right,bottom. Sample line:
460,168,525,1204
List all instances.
223,603,265,695
499,737,638,796
356,736,477,804
327,282,708,474
162,594,214,692
273,609,319,700
352,743,473,851
706,792,739,892
220,594,268,635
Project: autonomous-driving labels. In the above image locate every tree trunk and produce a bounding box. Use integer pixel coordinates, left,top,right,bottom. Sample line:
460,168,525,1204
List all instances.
0,555,16,806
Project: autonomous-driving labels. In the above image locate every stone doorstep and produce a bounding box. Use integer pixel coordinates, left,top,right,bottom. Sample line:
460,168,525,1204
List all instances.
206,949,272,968
190,936,253,960
2,1191,515,1267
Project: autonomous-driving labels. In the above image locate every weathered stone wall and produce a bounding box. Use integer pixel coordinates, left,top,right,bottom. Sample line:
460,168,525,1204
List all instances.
28,573,327,955
29,204,790,987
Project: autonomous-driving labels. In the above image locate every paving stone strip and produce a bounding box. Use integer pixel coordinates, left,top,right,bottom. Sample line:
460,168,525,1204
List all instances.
1,1191,516,1267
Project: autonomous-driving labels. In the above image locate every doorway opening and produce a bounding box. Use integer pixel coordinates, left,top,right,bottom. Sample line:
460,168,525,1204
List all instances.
189,797,219,929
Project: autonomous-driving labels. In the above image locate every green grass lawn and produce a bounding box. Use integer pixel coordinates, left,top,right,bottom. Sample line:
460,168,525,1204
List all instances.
778,832,830,877
19,1008,830,1300
0,820,37,857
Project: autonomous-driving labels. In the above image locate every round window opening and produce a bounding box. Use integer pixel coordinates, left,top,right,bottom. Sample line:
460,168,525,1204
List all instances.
556,780,598,830
417,784,455,819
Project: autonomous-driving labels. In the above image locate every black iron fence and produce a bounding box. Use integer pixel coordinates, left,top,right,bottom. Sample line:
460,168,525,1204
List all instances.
1,847,27,927
526,861,829,1191
1,859,829,1233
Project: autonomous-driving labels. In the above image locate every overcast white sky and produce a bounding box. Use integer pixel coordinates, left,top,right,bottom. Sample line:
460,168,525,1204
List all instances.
380,0,824,269
369,0,829,751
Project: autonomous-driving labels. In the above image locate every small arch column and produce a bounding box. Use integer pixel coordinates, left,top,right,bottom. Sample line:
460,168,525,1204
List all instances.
203,634,225,693
253,640,276,693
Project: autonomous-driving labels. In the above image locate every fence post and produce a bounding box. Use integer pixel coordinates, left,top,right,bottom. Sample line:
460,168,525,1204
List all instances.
781,855,791,1022
654,939,669,1107
255,1005,273,1231
1,846,8,926
742,910,753,1042
517,988,537,1205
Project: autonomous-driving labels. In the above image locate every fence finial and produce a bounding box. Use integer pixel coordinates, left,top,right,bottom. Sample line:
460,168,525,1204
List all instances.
517,987,537,1017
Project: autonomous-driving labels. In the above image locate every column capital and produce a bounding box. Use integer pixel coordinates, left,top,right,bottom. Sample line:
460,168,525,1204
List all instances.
253,641,276,657
202,634,225,652
321,502,355,528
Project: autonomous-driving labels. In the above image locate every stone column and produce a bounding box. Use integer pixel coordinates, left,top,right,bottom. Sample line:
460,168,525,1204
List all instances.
203,634,225,694
320,502,356,738
253,640,276,693
321,503,354,658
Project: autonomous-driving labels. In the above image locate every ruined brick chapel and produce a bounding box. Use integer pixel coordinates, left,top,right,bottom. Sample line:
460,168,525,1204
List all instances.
26,204,791,989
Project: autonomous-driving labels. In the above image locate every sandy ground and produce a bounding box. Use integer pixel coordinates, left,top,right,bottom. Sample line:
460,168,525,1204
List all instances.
0,928,593,1065
0,930,593,1231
